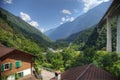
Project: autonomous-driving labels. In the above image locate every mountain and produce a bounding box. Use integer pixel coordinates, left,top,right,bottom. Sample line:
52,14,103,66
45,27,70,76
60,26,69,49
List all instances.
65,26,95,43
45,1,112,41
55,26,95,49
0,7,51,53
44,28,56,36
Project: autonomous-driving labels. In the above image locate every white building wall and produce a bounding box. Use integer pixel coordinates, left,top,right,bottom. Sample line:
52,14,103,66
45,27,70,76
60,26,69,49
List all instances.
7,67,33,80
22,68,32,76
7,74,15,80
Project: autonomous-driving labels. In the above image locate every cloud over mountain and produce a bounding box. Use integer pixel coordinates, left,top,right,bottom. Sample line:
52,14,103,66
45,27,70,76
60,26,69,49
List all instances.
78,0,110,13
19,12,46,33
20,12,31,21
4,0,13,4
29,21,39,28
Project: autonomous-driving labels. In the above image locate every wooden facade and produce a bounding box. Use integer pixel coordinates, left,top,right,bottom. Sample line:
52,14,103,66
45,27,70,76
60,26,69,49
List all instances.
0,46,35,80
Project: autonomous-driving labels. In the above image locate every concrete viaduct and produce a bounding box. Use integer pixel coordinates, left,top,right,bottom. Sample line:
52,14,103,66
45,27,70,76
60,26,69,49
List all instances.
98,0,120,52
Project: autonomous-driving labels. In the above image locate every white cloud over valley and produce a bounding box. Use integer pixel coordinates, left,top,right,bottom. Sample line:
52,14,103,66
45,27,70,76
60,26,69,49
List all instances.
20,12,41,29
4,0,13,4
19,12,46,33
60,16,74,24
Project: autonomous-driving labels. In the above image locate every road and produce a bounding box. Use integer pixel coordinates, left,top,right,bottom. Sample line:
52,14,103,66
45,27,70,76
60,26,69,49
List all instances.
41,69,55,80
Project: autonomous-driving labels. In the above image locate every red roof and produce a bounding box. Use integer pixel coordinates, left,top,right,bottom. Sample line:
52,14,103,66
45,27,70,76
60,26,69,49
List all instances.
61,64,118,80
0,46,35,58
0,46,15,58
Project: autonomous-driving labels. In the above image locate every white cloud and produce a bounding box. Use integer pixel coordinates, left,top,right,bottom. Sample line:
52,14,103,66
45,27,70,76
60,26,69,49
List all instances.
20,12,40,28
61,9,72,15
39,28,45,33
4,0,13,4
20,12,31,22
78,0,110,13
60,16,75,24
29,21,39,27
70,17,74,22
60,22,63,25
62,17,65,22
65,17,74,22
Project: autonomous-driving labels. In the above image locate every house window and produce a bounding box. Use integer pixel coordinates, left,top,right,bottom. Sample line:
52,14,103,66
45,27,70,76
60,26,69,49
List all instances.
1,63,12,71
16,60,22,68
4,63,9,70
18,72,24,77
15,72,24,79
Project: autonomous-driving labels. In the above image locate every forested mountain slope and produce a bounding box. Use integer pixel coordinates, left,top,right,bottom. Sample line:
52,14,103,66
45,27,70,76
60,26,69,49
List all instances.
0,7,51,54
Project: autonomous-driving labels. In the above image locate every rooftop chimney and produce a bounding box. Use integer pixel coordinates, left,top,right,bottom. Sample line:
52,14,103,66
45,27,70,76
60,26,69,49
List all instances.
55,70,61,80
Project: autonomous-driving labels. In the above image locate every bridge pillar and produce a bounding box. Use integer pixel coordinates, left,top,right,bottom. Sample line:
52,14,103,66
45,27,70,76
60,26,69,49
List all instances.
106,17,112,52
116,15,120,52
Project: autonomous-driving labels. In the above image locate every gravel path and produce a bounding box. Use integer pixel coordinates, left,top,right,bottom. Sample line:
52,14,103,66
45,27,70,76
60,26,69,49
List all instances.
41,69,55,80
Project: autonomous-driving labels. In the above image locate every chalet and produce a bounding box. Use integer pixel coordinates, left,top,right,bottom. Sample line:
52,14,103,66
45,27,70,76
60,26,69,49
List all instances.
50,64,118,80
0,46,37,80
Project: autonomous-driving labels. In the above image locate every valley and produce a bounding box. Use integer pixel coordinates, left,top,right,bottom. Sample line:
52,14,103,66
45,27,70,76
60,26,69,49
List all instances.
0,0,120,80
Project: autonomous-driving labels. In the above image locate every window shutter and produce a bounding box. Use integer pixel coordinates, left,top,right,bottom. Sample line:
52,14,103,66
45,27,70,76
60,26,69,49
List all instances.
16,61,18,68
9,63,12,70
15,73,19,79
21,72,24,77
1,64,4,72
16,60,22,68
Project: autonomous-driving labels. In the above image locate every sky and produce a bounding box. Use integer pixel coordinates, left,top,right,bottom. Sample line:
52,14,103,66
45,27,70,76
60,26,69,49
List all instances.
0,0,110,33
